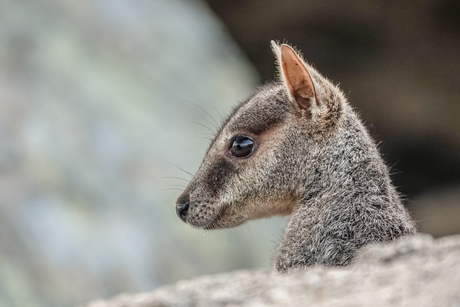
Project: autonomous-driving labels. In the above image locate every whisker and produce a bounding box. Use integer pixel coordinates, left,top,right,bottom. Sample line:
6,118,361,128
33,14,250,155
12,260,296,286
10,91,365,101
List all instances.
170,163,194,178
184,100,220,129
195,137,213,141
245,223,255,239
162,188,184,191
160,176,190,182
199,132,215,136
188,120,216,134
202,117,219,132
213,105,225,123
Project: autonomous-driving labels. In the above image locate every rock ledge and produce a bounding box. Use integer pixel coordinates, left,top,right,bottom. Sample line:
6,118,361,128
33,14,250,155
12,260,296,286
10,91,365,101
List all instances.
85,234,460,307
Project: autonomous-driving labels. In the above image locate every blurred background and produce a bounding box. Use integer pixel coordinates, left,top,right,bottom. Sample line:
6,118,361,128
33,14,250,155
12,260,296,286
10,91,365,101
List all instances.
0,0,459,306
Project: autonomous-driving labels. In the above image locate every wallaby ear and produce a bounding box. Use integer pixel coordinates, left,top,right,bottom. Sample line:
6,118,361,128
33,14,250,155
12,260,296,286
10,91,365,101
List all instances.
272,42,317,114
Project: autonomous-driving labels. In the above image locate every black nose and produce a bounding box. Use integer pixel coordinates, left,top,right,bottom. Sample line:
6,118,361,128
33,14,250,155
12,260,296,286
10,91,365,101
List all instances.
176,195,189,223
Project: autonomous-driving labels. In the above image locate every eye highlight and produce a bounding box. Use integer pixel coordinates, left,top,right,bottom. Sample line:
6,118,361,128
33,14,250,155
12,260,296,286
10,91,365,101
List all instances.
229,136,254,158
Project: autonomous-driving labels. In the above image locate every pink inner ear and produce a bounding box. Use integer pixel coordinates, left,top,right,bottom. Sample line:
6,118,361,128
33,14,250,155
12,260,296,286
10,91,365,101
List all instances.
281,45,316,110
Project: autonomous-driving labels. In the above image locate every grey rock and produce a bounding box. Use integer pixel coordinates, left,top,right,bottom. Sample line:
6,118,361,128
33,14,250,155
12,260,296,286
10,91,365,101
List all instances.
85,234,460,307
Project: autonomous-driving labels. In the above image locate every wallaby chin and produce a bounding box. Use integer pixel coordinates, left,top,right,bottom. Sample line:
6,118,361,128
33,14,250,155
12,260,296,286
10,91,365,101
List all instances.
176,41,416,272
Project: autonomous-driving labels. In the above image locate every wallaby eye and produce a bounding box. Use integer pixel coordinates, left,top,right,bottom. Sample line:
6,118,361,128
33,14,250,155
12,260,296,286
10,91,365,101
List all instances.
229,136,254,158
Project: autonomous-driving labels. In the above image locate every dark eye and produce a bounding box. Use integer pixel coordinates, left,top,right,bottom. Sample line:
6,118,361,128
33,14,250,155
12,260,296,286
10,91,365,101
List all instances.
229,136,254,158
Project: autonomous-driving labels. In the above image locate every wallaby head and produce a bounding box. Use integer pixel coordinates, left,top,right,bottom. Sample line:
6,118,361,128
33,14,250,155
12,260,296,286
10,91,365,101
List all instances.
176,42,416,271
176,43,345,228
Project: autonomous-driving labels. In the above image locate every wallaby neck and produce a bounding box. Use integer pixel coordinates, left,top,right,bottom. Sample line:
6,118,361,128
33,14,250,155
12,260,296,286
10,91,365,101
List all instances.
274,112,416,272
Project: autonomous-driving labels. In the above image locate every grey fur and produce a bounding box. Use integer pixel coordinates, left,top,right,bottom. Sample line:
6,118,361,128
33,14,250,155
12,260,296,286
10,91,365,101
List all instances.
176,42,416,273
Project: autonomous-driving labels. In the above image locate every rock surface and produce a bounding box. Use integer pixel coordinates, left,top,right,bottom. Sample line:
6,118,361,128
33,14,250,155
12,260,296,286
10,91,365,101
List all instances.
85,234,460,307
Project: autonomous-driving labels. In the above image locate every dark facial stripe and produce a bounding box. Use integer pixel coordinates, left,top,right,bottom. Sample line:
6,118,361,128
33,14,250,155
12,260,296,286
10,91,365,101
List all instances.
203,157,237,197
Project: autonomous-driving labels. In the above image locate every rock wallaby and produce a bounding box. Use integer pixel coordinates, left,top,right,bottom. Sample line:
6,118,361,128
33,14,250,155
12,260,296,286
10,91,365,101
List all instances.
176,41,417,273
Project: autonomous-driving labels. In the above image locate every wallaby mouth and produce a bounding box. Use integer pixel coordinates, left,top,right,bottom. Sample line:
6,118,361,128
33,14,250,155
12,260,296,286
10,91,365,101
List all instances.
176,187,247,229
175,188,220,228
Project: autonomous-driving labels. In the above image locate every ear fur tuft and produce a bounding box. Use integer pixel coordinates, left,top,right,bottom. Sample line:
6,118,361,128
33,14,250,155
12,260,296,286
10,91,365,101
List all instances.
271,40,283,83
270,40,281,58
